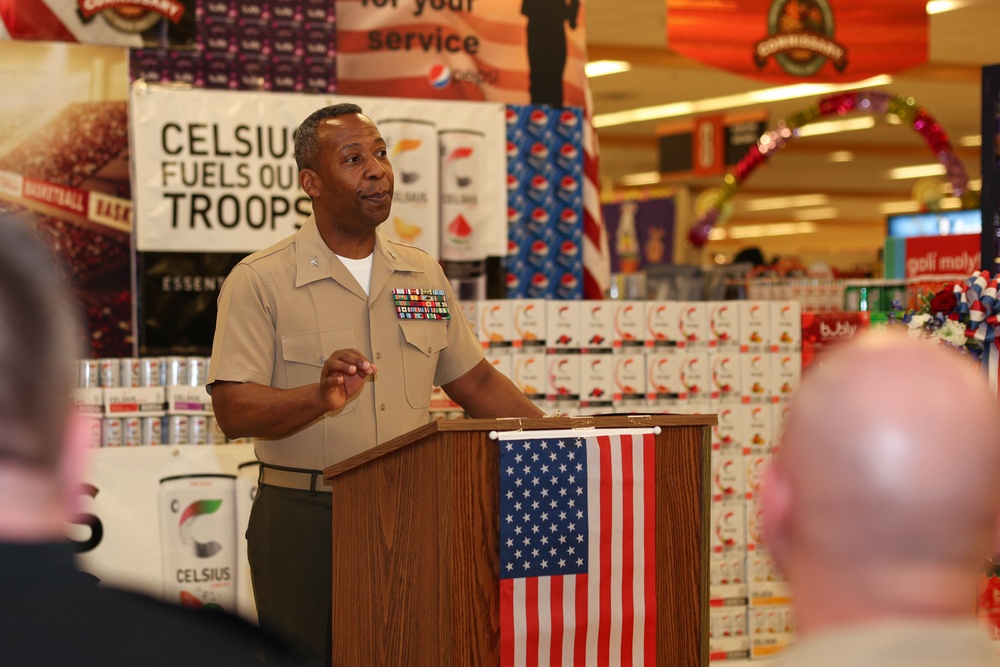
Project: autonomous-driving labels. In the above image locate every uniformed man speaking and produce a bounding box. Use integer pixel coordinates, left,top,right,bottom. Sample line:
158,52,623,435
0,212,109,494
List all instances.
207,103,543,663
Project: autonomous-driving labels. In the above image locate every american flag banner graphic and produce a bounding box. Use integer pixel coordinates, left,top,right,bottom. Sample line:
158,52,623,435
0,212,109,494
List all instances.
498,428,657,666
581,85,611,301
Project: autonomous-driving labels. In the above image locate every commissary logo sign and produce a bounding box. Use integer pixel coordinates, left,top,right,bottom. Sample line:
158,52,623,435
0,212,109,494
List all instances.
753,0,847,77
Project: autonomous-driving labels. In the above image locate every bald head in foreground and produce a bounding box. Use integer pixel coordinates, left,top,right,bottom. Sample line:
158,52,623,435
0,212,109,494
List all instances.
762,331,1000,666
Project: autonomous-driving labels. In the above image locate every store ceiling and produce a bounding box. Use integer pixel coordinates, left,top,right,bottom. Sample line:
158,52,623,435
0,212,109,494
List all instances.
585,0,998,252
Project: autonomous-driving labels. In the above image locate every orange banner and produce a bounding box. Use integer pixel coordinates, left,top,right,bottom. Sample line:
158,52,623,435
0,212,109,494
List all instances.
667,0,927,83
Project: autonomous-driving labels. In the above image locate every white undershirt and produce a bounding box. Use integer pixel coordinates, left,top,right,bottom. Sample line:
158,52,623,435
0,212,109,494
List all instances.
336,252,374,295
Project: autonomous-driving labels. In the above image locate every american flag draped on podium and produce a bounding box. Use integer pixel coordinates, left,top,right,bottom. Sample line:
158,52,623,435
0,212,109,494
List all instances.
498,429,657,666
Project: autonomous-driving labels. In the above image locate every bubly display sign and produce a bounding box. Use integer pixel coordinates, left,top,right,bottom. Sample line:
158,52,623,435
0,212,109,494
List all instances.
131,87,507,255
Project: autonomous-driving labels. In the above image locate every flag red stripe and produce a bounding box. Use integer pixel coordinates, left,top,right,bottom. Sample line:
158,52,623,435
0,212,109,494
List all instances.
621,435,636,665
574,573,588,666
550,576,564,664
643,434,658,663
500,578,515,667
582,131,606,300
525,576,540,666
0,0,77,42
597,436,613,664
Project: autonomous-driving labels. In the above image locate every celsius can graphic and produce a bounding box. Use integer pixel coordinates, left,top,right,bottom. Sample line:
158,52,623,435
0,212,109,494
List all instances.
139,357,161,387
119,357,140,388
78,359,100,388
378,118,440,258
439,128,487,301
189,415,209,445
159,474,237,612
98,358,119,388
165,415,190,445
163,356,189,386
187,356,208,387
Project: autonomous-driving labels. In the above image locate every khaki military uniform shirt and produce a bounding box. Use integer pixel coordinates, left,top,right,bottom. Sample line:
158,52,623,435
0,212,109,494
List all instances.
207,216,484,470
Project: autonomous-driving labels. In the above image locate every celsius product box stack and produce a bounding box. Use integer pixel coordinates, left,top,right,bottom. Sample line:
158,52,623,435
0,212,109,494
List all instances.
504,105,584,301
74,356,246,446
442,298,804,660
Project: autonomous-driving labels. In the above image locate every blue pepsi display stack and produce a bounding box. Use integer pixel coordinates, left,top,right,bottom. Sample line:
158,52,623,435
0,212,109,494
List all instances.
505,105,585,300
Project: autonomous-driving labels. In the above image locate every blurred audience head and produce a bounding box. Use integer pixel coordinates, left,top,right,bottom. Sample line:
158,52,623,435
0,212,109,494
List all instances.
0,213,84,538
762,331,1000,635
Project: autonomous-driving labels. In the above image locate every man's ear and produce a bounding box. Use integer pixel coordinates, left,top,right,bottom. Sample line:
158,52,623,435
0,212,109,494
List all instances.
760,461,793,574
299,168,320,198
58,413,94,516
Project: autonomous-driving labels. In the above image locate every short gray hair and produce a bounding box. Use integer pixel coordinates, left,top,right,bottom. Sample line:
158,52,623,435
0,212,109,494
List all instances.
0,214,82,470
294,102,364,171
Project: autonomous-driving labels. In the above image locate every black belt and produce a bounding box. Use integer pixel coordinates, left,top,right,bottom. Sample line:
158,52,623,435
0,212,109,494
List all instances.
258,464,331,493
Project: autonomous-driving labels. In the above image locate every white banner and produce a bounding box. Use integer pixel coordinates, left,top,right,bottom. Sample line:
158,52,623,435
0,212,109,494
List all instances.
130,85,507,257
72,445,259,621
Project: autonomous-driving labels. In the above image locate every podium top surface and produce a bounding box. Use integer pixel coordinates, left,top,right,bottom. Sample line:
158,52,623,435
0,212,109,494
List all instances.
324,413,718,479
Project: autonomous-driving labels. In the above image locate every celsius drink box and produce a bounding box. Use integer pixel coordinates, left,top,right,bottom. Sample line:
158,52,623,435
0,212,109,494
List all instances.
440,128,487,301
159,474,237,612
378,118,440,257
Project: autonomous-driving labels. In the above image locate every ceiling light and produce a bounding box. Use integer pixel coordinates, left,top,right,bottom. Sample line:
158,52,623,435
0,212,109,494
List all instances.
791,207,838,221
585,60,632,78
727,222,817,238
959,135,982,147
926,0,970,14
938,197,963,209
887,164,946,179
828,151,855,162
619,171,661,186
593,75,893,128
744,194,830,211
796,116,876,137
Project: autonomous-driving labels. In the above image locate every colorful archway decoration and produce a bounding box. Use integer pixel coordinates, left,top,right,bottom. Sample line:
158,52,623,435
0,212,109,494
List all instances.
688,90,974,246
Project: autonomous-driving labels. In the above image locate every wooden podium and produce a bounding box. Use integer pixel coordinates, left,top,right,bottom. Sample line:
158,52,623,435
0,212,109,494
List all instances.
323,414,716,666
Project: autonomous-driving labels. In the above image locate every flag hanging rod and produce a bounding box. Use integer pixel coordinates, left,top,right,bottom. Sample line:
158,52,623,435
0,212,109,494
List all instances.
489,426,661,441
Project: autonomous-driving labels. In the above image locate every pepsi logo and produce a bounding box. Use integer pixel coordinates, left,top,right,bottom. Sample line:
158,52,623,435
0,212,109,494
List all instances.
530,239,549,256
559,208,579,227
530,208,549,226
508,238,519,254
559,175,579,192
558,143,579,162
507,207,520,224
505,108,519,125
528,109,549,129
558,110,578,129
559,240,578,257
560,273,578,289
506,272,520,290
530,174,549,192
507,173,519,191
506,141,518,159
530,142,549,161
531,273,549,290
428,63,451,89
